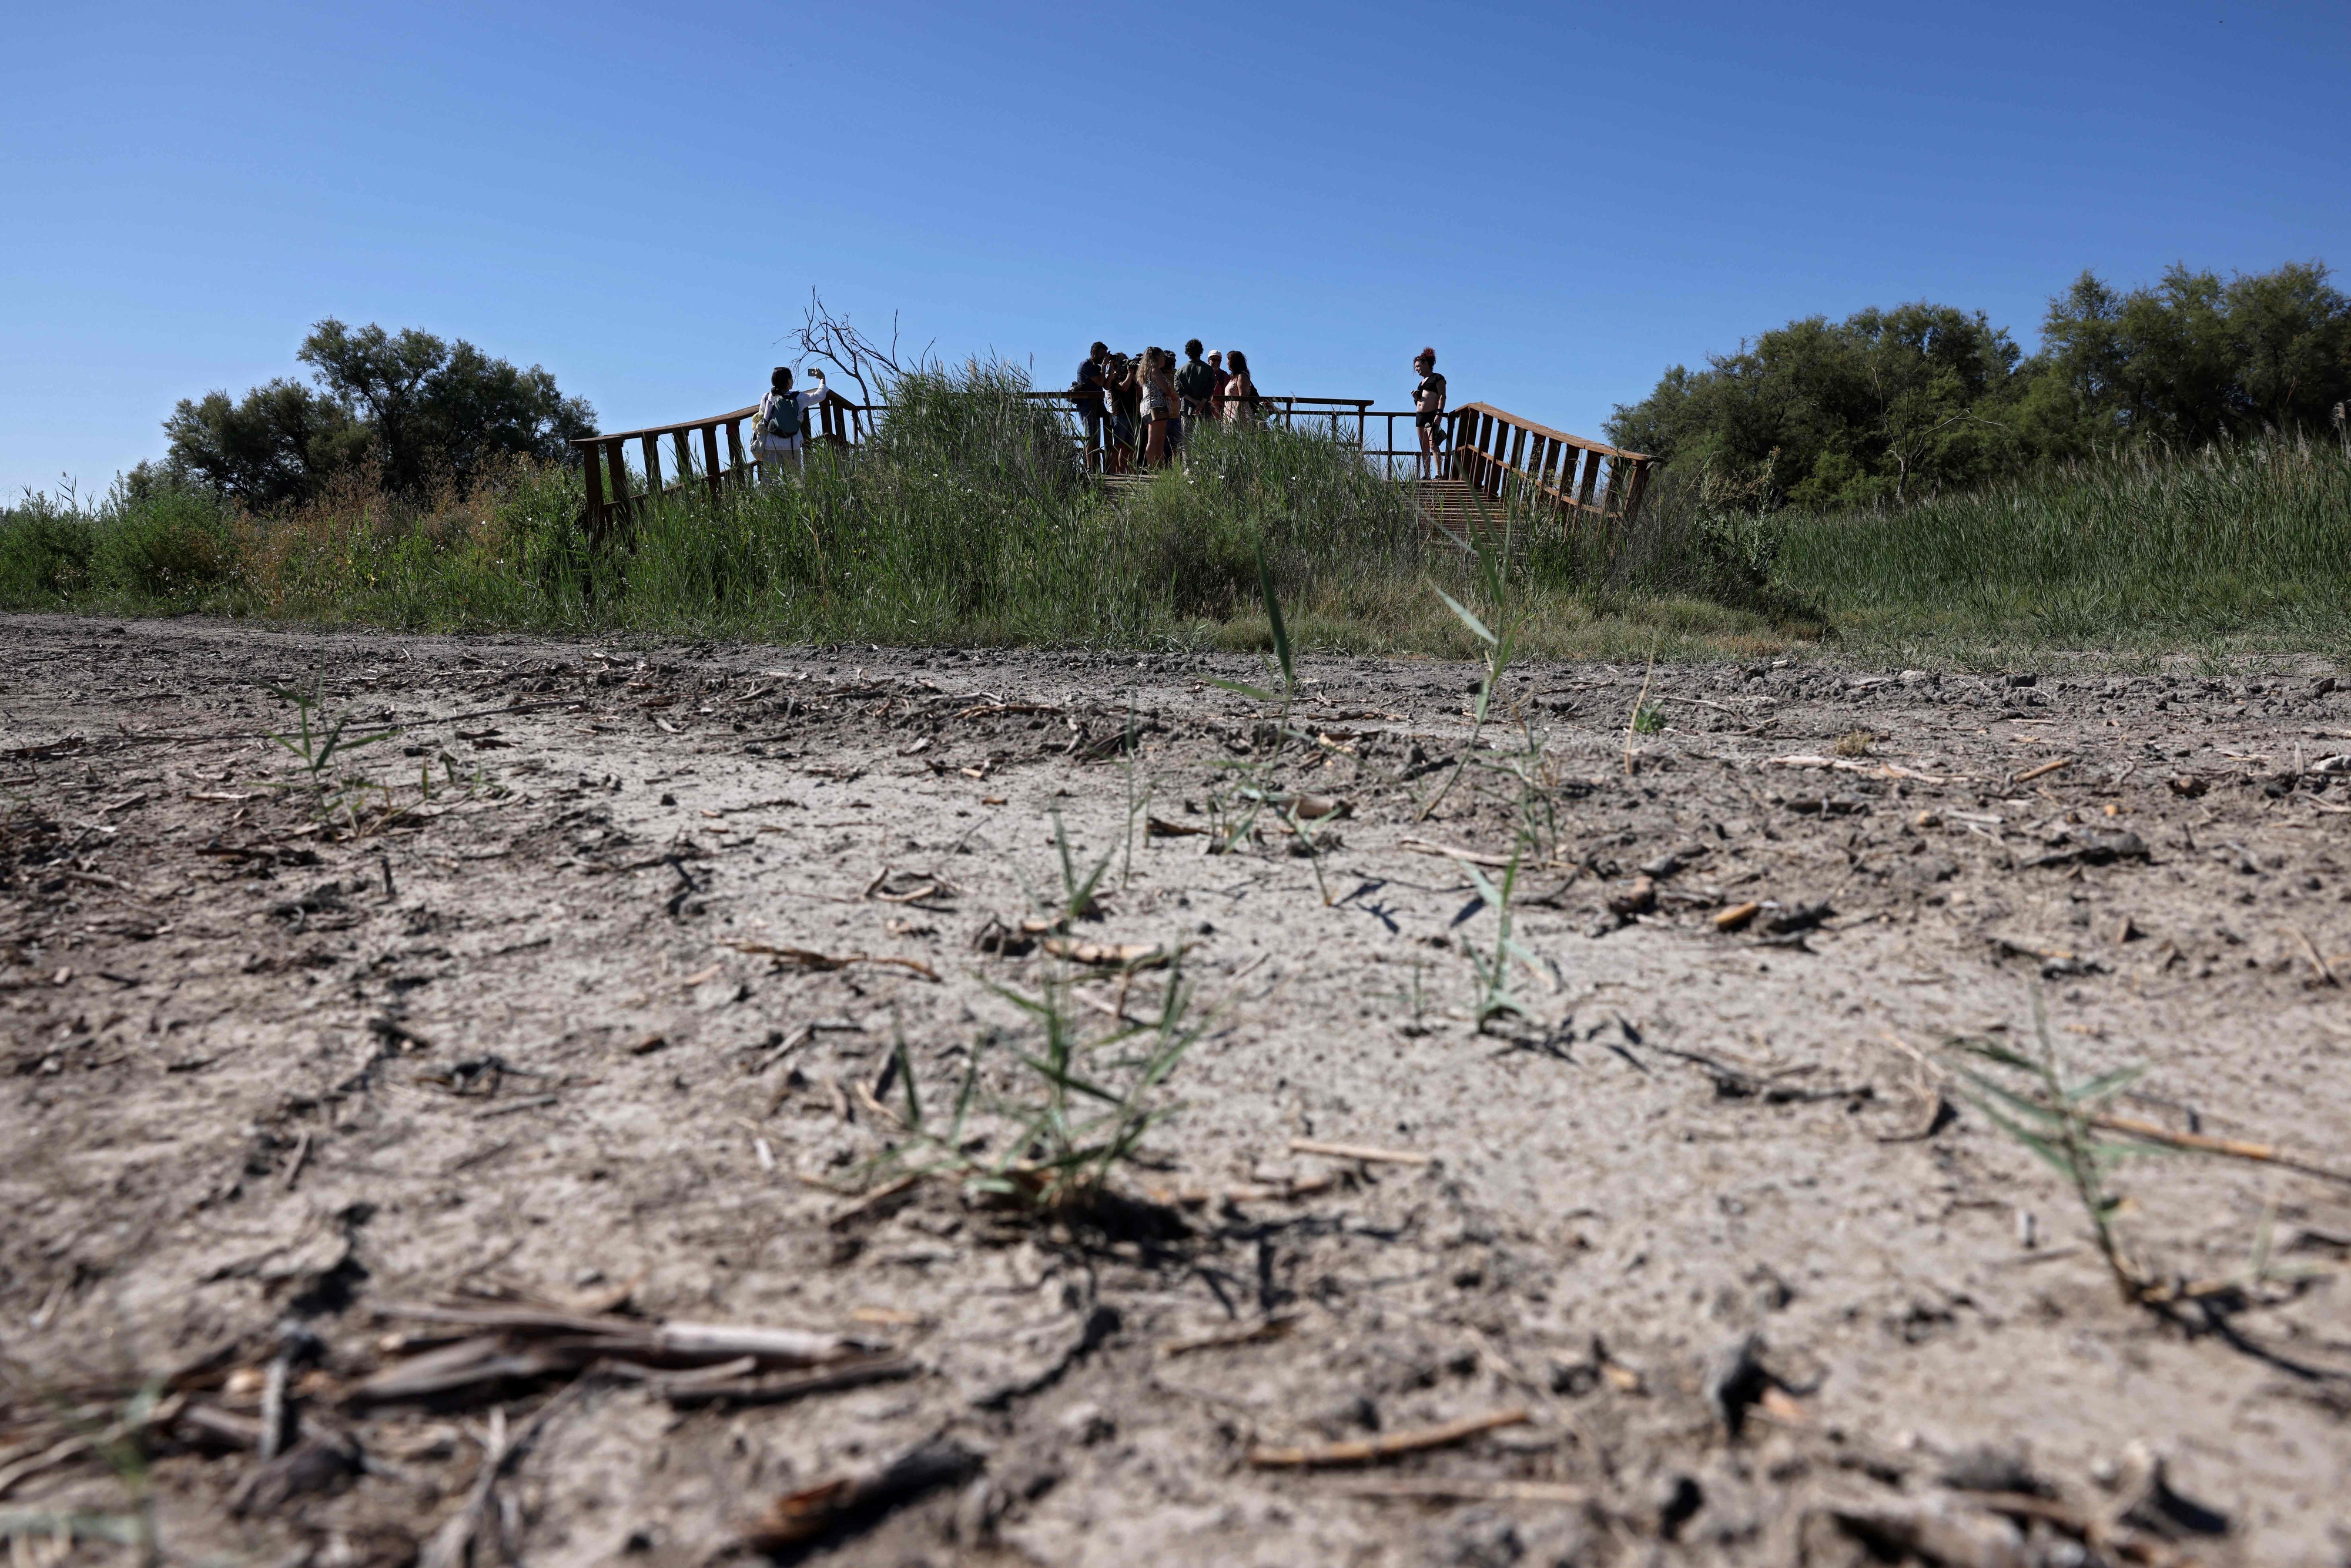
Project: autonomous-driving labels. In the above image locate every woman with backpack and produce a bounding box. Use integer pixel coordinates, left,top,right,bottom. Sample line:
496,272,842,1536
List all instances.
753,366,841,476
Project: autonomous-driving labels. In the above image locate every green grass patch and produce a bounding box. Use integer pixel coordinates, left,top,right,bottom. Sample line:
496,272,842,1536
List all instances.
8,366,2349,663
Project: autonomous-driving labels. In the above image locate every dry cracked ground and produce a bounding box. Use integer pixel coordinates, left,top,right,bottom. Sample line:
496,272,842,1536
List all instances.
4,612,2350,1567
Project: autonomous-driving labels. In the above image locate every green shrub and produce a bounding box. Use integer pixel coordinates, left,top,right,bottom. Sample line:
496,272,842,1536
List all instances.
89,486,236,602
0,495,96,602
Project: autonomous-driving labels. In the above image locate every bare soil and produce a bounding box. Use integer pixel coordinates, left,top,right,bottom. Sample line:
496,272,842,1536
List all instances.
4,613,2349,1567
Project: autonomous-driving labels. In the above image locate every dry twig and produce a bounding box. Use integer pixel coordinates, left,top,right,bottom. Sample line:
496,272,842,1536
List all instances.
1288,1138,1431,1167
1248,1408,1530,1468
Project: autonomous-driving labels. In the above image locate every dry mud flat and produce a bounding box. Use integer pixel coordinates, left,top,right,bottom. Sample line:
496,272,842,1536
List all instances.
3,613,2350,1567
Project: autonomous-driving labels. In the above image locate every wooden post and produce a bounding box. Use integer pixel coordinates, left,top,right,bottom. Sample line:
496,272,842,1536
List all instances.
580,440,605,540
604,440,631,527
725,419,746,486
640,434,664,504
1620,458,1652,524
672,428,694,493
701,423,724,504
1576,447,1602,512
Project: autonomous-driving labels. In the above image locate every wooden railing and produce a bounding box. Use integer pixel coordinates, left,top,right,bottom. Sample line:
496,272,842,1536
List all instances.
571,390,1654,534
1448,403,1653,524
571,398,875,538
1031,391,1396,474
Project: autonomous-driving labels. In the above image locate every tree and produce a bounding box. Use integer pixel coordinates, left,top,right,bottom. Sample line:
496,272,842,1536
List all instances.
1605,302,2024,510
163,320,595,508
2027,262,2351,451
298,320,596,498
161,378,367,511
1610,259,2351,511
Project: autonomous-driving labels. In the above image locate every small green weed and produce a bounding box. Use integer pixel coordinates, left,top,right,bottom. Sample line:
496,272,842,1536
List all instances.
1944,992,2161,1306
876,955,1205,1210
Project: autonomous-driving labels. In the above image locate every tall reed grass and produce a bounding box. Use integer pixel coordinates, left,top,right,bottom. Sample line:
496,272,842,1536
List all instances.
6,364,2343,661
1768,432,2351,656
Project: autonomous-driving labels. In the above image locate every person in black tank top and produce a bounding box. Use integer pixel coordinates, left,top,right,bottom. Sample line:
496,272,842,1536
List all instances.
1412,347,1447,480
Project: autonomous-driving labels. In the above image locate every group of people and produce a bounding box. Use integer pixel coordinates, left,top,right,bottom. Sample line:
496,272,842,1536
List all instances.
751,342,1454,480
1068,339,1261,472
1070,341,1452,477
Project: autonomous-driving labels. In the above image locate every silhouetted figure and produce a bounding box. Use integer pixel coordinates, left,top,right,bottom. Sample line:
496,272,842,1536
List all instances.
1412,347,1447,480
1071,341,1111,472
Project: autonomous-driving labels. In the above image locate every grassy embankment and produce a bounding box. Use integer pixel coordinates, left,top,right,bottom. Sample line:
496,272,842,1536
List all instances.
5,366,2349,664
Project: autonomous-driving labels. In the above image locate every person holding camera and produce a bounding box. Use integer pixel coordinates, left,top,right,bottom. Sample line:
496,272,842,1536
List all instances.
753,366,846,475
1070,342,1112,473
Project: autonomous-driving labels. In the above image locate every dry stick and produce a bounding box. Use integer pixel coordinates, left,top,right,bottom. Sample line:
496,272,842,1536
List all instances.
752,1021,818,1077
1150,1174,1339,1207
256,1351,290,1462
1288,1138,1432,1167
1396,837,1519,870
825,1174,924,1230
2088,1112,2351,1185
0,1396,186,1498
418,1379,591,1568
281,1129,313,1191
1248,1408,1530,1468
372,1304,871,1365
2288,925,2340,988
1322,1477,1590,1505
653,1355,917,1408
1887,1033,2351,1187
475,1094,559,1120
2013,756,2075,785
726,942,941,983
1158,1316,1300,1359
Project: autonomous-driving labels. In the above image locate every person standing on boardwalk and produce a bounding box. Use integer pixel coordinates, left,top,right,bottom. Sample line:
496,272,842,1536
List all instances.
1412,347,1448,480
754,366,843,475
1139,348,1178,468
1104,351,1141,474
1220,350,1260,425
1071,342,1111,473
1174,339,1217,454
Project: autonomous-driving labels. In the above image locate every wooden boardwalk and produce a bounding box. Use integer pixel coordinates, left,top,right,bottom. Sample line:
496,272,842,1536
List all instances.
570,393,1652,541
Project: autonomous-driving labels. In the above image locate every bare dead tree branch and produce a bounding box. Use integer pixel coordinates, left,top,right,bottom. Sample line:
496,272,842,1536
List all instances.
788,292,937,406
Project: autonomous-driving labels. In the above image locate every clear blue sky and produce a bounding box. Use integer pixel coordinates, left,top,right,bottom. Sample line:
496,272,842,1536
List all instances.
5,1,2347,500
